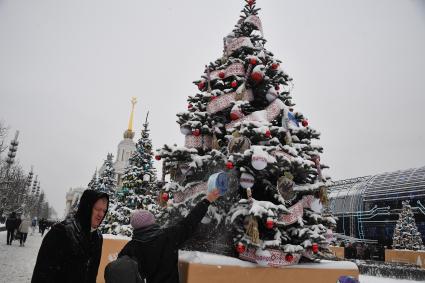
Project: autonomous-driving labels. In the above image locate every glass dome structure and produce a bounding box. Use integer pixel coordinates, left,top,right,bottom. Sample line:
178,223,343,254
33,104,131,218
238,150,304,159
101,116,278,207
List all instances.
329,166,425,246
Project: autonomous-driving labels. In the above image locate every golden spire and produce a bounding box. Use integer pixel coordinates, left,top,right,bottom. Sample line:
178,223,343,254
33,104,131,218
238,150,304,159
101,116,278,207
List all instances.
123,97,137,139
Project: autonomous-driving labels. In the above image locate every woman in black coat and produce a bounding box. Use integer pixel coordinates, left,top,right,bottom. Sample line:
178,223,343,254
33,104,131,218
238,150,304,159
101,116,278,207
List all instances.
32,190,109,283
106,190,219,283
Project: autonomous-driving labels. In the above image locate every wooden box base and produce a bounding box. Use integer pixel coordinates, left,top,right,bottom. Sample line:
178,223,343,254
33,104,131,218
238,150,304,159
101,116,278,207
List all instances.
385,249,425,268
179,256,358,283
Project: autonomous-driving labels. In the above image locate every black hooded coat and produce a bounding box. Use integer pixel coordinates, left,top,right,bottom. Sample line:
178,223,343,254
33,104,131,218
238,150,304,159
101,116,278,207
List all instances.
31,190,109,283
114,198,211,283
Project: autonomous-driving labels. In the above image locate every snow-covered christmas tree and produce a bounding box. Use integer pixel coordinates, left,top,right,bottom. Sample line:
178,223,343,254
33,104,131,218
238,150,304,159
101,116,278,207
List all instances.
392,200,424,250
87,169,99,191
96,153,116,195
156,0,336,266
102,114,161,236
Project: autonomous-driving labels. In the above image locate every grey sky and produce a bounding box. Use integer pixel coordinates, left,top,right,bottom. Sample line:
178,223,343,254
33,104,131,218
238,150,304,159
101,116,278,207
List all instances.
1,0,424,215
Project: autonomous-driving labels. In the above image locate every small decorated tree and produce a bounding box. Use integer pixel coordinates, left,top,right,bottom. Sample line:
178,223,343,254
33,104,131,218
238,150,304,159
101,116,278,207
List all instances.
87,169,99,191
392,200,424,250
102,115,161,236
156,0,336,266
97,153,116,195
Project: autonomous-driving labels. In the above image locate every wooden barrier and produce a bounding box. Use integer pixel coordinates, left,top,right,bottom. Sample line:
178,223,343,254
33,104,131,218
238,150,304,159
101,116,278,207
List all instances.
96,237,130,283
329,246,345,259
385,249,425,268
179,259,359,283
97,238,358,283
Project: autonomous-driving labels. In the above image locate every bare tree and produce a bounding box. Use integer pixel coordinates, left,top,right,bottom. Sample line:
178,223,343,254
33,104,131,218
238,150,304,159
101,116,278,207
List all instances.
0,121,9,155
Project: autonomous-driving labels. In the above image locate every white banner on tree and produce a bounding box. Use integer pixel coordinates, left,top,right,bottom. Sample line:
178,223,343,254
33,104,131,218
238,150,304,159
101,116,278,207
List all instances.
206,89,254,114
225,37,254,56
239,248,302,267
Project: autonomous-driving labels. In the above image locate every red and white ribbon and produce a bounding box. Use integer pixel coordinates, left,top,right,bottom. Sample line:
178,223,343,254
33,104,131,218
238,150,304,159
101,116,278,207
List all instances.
210,63,246,80
244,15,263,35
225,37,254,56
225,99,285,129
206,89,254,114
278,195,315,225
185,135,212,150
239,248,301,267
173,182,207,203
279,200,304,225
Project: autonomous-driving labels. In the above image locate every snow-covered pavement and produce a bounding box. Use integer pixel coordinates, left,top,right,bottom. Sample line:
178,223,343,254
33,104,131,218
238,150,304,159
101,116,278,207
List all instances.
0,230,421,283
0,231,43,283
359,275,419,283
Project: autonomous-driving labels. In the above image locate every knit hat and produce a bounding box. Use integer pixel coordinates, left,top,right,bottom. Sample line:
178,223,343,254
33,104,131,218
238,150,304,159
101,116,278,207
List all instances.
130,210,156,229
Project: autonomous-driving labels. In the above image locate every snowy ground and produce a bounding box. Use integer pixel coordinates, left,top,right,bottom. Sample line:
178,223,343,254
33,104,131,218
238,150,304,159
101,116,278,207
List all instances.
0,230,43,283
359,275,420,283
0,231,421,283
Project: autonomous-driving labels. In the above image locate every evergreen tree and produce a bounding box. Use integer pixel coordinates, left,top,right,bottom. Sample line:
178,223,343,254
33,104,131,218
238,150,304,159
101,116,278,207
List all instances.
157,0,335,266
87,169,99,191
97,153,116,195
392,200,424,250
102,116,161,236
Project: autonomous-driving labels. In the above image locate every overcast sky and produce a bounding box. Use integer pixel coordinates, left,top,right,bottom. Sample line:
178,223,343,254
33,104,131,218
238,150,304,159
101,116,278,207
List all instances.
1,0,424,216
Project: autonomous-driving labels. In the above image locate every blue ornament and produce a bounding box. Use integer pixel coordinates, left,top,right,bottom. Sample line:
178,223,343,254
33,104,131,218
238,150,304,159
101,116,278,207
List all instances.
207,171,229,196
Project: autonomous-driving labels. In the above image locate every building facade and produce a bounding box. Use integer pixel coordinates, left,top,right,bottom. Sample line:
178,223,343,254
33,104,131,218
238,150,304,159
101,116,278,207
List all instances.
99,97,137,187
329,166,425,246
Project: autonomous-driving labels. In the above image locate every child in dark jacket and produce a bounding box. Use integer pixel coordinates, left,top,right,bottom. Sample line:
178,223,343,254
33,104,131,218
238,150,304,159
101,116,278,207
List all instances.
105,189,220,283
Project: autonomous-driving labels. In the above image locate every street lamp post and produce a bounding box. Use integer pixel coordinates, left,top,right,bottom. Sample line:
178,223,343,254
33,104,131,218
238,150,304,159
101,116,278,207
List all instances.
0,131,19,215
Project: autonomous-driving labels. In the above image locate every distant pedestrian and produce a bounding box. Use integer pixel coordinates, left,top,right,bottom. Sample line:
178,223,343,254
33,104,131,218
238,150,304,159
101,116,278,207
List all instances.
5,212,19,245
39,218,47,236
32,189,109,283
19,215,31,247
30,217,37,236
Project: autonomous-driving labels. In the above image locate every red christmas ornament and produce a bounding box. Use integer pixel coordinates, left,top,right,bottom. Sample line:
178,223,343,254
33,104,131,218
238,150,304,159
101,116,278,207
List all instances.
230,112,240,121
266,218,274,229
247,0,254,6
231,80,238,88
155,155,161,161
249,58,257,65
210,95,217,101
251,72,263,82
312,243,319,254
302,120,309,127
161,192,169,202
219,71,225,79
188,104,193,109
271,63,279,70
285,253,294,262
236,242,246,253
265,130,271,138
226,161,234,169
192,129,201,136
275,85,280,91
198,81,205,90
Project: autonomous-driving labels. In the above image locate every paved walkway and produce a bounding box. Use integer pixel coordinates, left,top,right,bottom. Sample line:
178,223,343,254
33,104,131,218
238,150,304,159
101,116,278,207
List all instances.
0,230,43,283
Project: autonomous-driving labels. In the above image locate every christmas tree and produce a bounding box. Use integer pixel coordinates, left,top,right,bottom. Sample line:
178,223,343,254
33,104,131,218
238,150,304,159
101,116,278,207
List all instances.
156,0,336,266
392,200,424,250
102,115,161,236
97,153,116,195
87,169,99,191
